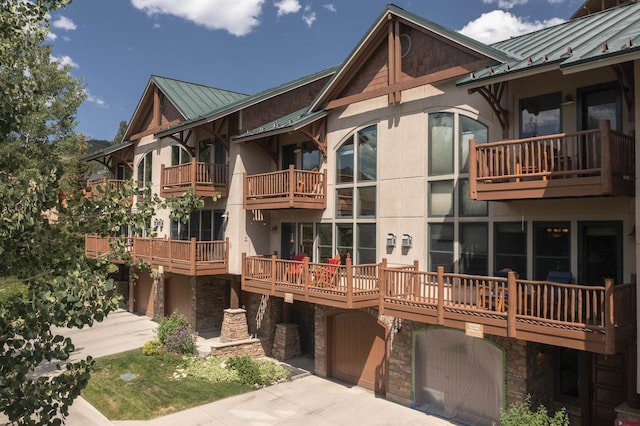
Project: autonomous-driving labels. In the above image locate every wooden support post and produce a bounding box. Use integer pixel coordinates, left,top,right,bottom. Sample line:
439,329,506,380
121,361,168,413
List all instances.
188,238,196,275
469,139,478,199
303,257,310,298
604,278,615,354
289,164,295,207
507,271,517,337
242,172,247,209
379,259,387,314
241,252,246,290
346,257,353,308
271,254,277,295
437,266,445,325
600,119,613,194
190,157,197,189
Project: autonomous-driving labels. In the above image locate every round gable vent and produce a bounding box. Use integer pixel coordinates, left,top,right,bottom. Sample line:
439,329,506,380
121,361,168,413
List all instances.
400,34,412,58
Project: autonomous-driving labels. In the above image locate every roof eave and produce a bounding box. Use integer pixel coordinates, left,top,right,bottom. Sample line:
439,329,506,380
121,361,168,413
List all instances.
233,111,327,144
456,63,560,88
559,50,640,74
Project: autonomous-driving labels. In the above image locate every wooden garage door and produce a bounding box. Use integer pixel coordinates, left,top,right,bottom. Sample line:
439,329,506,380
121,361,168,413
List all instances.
329,312,387,393
135,276,154,317
591,352,626,426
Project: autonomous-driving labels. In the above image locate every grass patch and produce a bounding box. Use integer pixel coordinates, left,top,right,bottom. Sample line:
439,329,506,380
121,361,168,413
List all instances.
82,349,255,420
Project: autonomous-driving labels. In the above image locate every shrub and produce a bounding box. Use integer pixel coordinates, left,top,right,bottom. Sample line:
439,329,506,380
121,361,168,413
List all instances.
164,324,196,355
141,339,164,356
157,312,196,355
498,395,569,426
226,355,268,386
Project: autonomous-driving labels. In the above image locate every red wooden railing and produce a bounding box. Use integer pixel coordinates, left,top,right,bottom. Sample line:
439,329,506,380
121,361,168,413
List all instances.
160,158,228,197
243,165,326,208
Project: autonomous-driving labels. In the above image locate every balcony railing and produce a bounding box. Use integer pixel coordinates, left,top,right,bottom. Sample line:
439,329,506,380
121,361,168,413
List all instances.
242,254,378,309
241,256,635,354
85,234,229,276
243,165,326,210
469,120,634,200
160,158,228,198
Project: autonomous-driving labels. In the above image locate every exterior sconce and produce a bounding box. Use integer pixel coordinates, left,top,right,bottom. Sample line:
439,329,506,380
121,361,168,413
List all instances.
153,218,164,230
402,234,412,248
386,233,397,247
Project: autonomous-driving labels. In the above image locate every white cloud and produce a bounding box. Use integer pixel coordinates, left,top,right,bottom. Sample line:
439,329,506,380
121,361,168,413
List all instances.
52,16,77,31
131,0,265,36
50,54,78,69
302,5,315,27
46,32,57,41
153,22,161,29
85,90,107,107
274,0,301,16
459,10,564,44
482,0,527,8
323,3,336,13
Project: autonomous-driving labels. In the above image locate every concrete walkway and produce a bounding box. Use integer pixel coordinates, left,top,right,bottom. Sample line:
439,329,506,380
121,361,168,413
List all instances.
1,309,455,426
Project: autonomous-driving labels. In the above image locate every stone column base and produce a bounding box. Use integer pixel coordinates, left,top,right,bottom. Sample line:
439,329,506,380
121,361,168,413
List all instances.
220,308,250,343
271,323,301,360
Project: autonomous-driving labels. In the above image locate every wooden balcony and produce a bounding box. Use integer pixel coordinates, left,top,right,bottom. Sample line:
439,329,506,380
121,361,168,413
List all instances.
242,255,379,309
381,266,636,355
85,234,229,276
469,120,634,201
241,255,636,354
160,158,228,198
243,165,327,210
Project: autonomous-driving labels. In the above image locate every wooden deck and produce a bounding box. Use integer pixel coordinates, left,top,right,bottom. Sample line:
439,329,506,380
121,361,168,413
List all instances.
83,178,132,203
85,234,229,276
242,256,636,354
243,165,327,210
469,120,634,201
242,255,379,309
160,158,228,198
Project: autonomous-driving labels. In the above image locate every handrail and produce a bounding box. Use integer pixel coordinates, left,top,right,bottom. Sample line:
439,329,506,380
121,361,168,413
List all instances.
244,165,325,199
470,120,634,185
161,158,228,188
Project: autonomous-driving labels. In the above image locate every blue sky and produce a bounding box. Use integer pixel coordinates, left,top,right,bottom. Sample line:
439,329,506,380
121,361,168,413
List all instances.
48,0,582,142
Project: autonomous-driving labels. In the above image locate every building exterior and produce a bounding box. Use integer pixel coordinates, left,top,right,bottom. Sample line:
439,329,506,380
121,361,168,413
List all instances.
85,2,640,425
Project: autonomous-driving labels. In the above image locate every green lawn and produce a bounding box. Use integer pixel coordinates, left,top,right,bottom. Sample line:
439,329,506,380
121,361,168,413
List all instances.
81,350,253,420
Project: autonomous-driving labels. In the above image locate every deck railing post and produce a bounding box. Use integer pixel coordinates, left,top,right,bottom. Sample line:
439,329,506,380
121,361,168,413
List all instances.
604,278,615,354
437,265,445,325
241,253,246,290
289,164,295,207
507,271,517,337
271,255,277,295
600,120,613,194
191,157,198,189
303,257,310,298
379,259,387,314
190,237,196,275
346,257,354,308
469,139,478,198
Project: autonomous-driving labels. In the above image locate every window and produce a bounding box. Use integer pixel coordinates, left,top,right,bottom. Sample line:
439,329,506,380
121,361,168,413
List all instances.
495,222,527,279
533,222,570,280
170,210,224,241
171,145,190,166
199,138,226,164
520,92,561,138
429,223,454,272
317,223,333,263
136,152,153,198
334,125,377,264
427,112,488,272
459,223,488,275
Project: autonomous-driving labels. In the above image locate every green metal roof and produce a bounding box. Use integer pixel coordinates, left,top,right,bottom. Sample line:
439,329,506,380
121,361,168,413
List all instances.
156,66,338,137
457,2,640,86
81,141,134,162
233,108,326,142
151,75,248,120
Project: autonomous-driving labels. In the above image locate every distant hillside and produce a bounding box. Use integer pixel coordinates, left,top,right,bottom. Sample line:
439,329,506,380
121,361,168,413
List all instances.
86,139,111,155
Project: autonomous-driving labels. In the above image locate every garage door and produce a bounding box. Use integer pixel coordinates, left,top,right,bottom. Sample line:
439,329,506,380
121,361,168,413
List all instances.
414,328,504,425
135,275,154,317
329,312,387,393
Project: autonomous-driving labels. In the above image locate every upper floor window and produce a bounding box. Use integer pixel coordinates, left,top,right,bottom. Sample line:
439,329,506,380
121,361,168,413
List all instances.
171,145,190,166
520,92,561,138
136,152,153,197
199,138,226,165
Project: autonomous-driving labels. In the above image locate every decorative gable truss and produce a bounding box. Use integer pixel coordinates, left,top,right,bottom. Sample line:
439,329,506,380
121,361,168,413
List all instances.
325,16,494,111
127,84,185,142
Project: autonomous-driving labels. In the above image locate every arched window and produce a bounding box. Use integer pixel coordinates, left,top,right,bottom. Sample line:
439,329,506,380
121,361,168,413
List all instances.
334,125,377,264
136,151,153,197
171,145,191,166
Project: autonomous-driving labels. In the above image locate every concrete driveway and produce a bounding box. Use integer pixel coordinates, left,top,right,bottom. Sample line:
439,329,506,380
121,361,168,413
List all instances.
1,309,454,426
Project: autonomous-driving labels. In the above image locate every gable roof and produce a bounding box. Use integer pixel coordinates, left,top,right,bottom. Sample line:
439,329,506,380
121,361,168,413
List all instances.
309,3,512,111
150,75,248,120
156,66,338,138
457,1,640,87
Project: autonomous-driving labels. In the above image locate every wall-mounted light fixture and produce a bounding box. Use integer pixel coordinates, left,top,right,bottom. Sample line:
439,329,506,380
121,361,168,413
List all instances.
221,212,229,219
153,218,164,230
386,233,397,247
402,234,412,248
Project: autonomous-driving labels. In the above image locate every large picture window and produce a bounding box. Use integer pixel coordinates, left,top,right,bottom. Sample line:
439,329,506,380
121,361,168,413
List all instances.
520,92,561,138
136,152,153,198
170,210,224,241
335,125,377,263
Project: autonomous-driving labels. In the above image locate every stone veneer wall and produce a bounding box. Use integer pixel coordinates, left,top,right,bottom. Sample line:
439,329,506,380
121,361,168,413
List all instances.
152,272,164,322
210,340,265,358
246,292,283,357
193,277,228,331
